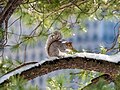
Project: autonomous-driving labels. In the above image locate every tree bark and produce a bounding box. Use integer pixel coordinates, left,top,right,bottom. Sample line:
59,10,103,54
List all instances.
0,5,4,48
0,55,120,85
0,0,24,24
20,57,120,80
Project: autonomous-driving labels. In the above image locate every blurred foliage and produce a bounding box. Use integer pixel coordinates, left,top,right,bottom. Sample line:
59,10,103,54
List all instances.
46,70,116,90
100,45,107,54
82,78,115,90
10,44,20,52
1,0,119,50
47,74,67,90
0,57,21,76
0,75,39,90
114,74,120,90
16,0,120,25
0,58,38,90
0,28,4,41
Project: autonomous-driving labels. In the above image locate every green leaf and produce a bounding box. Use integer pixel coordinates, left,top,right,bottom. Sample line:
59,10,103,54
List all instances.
0,28,4,40
100,46,107,54
61,27,73,38
114,74,120,90
21,36,36,47
11,44,20,52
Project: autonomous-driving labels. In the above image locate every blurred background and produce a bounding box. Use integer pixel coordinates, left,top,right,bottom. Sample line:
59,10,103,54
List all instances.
2,15,119,90
4,16,120,61
0,1,120,89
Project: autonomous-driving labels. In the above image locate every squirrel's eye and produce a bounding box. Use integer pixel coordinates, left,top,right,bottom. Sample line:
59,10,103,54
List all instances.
51,35,54,39
53,36,55,38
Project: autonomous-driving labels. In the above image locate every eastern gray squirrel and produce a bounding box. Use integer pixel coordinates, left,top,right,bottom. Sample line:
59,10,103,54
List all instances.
45,31,77,57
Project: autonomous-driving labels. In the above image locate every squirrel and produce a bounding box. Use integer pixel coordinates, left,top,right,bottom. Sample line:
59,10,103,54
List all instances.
45,31,77,57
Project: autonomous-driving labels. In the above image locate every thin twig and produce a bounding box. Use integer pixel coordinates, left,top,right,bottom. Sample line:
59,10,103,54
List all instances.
8,16,21,28
106,21,120,52
24,44,27,62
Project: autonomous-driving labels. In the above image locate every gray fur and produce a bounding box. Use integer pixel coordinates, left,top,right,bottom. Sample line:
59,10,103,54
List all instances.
45,31,66,57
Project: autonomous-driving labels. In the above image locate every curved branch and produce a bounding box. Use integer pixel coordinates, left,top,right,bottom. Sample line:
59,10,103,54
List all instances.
0,52,120,85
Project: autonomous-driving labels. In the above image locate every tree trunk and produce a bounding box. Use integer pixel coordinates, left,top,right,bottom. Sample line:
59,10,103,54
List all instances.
0,5,4,49
0,0,24,25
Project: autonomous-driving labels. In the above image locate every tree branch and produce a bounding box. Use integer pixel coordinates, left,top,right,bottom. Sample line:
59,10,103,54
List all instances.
20,56,120,80
0,52,120,85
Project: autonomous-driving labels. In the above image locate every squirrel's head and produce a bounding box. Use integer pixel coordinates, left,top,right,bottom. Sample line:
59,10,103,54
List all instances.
53,31,61,35
52,31,62,40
